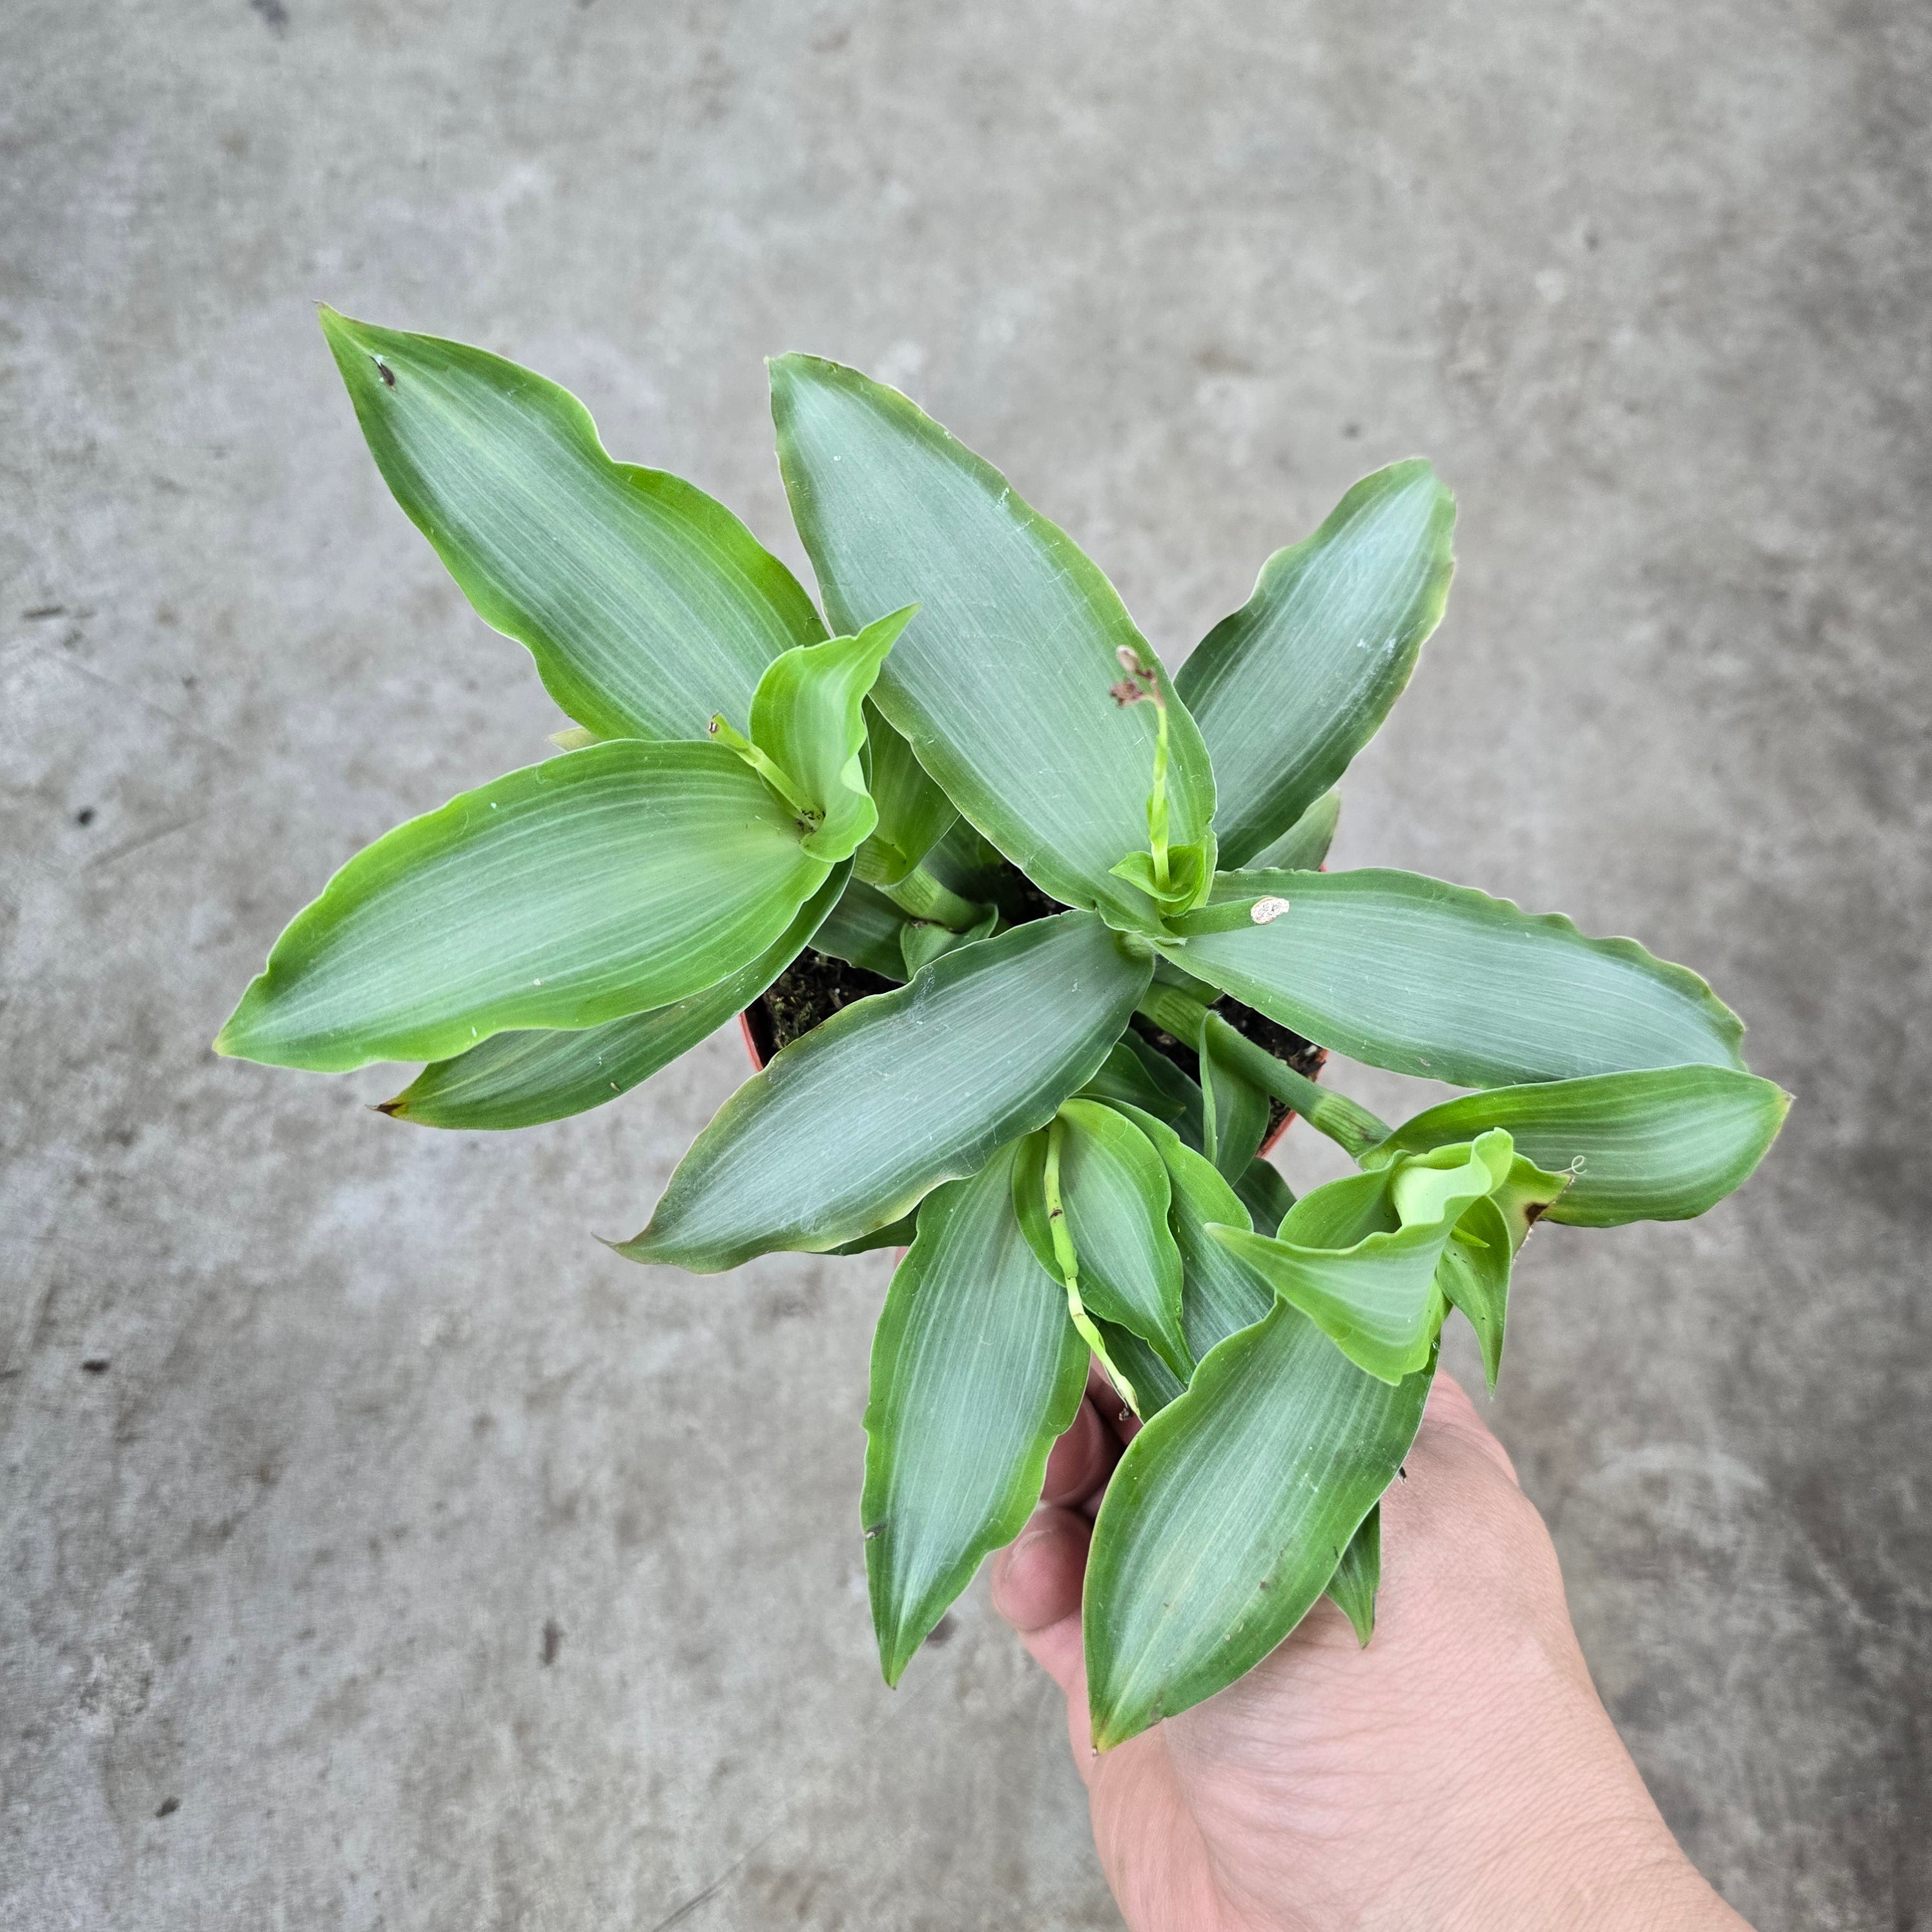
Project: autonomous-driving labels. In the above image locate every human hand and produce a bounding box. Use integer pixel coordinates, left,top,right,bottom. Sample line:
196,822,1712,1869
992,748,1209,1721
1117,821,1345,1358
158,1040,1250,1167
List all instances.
992,1366,1752,1932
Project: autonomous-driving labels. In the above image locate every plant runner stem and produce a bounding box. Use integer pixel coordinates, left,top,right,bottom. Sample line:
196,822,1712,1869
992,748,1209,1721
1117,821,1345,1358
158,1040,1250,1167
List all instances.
1134,985,1392,1163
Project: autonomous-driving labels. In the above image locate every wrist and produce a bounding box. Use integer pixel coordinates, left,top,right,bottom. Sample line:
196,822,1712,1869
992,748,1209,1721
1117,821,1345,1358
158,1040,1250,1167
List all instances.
1426,1808,1749,1932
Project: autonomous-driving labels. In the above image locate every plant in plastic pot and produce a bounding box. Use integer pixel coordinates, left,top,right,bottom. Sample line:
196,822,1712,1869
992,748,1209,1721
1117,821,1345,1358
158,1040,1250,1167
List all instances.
217,313,1787,1745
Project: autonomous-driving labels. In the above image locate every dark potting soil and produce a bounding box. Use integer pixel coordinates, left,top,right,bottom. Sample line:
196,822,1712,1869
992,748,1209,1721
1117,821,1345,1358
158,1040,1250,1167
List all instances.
746,948,899,1060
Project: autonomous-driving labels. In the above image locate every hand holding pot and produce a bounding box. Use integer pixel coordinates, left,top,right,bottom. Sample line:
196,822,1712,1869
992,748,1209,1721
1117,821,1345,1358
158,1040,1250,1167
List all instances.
994,1370,1752,1932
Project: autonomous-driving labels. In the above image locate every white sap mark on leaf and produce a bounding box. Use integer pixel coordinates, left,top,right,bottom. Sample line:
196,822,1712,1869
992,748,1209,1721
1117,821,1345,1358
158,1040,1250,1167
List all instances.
1250,897,1291,925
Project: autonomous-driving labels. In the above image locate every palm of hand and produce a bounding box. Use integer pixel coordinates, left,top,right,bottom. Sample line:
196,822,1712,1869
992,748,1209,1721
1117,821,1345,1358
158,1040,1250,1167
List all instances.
991,1372,1748,1932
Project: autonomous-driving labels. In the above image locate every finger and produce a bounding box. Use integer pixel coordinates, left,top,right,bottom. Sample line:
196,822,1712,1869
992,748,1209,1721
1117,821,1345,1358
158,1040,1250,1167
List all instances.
990,1506,1091,1701
1042,1395,1115,1508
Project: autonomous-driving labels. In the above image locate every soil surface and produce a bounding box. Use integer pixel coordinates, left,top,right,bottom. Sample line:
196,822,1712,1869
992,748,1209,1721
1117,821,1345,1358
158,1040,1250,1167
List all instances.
747,948,899,1058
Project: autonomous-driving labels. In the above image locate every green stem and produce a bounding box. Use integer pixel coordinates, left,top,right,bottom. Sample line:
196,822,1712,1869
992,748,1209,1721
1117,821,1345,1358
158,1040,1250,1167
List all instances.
1045,1118,1139,1415
709,715,815,821
1134,987,1393,1163
878,863,984,930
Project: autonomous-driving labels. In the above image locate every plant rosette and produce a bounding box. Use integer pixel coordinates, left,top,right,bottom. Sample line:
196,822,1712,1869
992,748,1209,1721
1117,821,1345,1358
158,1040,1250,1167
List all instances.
218,311,1791,1747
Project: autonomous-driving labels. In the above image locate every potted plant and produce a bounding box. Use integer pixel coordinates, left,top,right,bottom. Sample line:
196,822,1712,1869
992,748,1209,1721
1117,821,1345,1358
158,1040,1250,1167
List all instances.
216,312,1787,1746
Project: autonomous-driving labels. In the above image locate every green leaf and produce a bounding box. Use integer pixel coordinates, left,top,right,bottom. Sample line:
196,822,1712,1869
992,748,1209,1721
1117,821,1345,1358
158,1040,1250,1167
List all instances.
1233,1156,1297,1237
1077,1043,1186,1123
1198,1020,1270,1180
1176,461,1455,866
1107,1105,1274,1362
1325,1505,1381,1646
619,912,1152,1271
814,876,913,981
899,907,999,978
738,606,916,862
1212,1219,1446,1386
378,863,849,1129
1013,1102,1192,1382
1167,868,1747,1088
858,703,958,887
1437,1194,1513,1392
1211,1131,1561,1386
216,742,828,1074
862,1144,1088,1684
1246,789,1341,874
1109,842,1214,920
828,1211,920,1257
1211,1137,1511,1385
770,354,1215,934
1084,1303,1434,1747
318,309,824,743
1363,1065,1790,1226
1118,1031,1209,1151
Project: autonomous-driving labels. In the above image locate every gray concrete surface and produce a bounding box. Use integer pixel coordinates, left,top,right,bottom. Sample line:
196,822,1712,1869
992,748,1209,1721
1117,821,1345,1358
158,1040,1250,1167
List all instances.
3,1,1927,1925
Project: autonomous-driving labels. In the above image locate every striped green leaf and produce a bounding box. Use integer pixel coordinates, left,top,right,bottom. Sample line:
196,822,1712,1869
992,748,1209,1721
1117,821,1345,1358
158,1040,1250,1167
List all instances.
1211,1133,1534,1384
1077,1043,1187,1123
1177,461,1455,866
813,876,913,981
770,355,1215,935
1013,1102,1191,1381
859,703,958,886
1199,1020,1270,1179
319,309,824,741
377,864,849,1130
862,1144,1087,1684
1084,1302,1434,1748
1166,868,1747,1088
738,607,916,862
619,912,1151,1271
216,742,827,1074
1363,1065,1790,1225
1107,1104,1273,1362
1326,1505,1381,1646
1437,1194,1513,1392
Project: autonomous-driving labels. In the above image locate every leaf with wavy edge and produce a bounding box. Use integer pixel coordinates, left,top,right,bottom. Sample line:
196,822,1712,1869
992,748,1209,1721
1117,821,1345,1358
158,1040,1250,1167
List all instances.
619,911,1151,1271
862,1144,1087,1684
319,309,823,742
1363,1065,1789,1225
380,863,849,1129
1165,868,1747,1089
1210,1132,1550,1384
770,353,1215,935
1084,1304,1434,1748
721,608,916,863
1177,462,1455,867
216,742,828,1074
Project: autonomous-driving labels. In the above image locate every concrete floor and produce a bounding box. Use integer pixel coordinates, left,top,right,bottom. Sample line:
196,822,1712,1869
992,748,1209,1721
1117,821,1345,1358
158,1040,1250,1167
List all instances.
3,1,1927,1925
